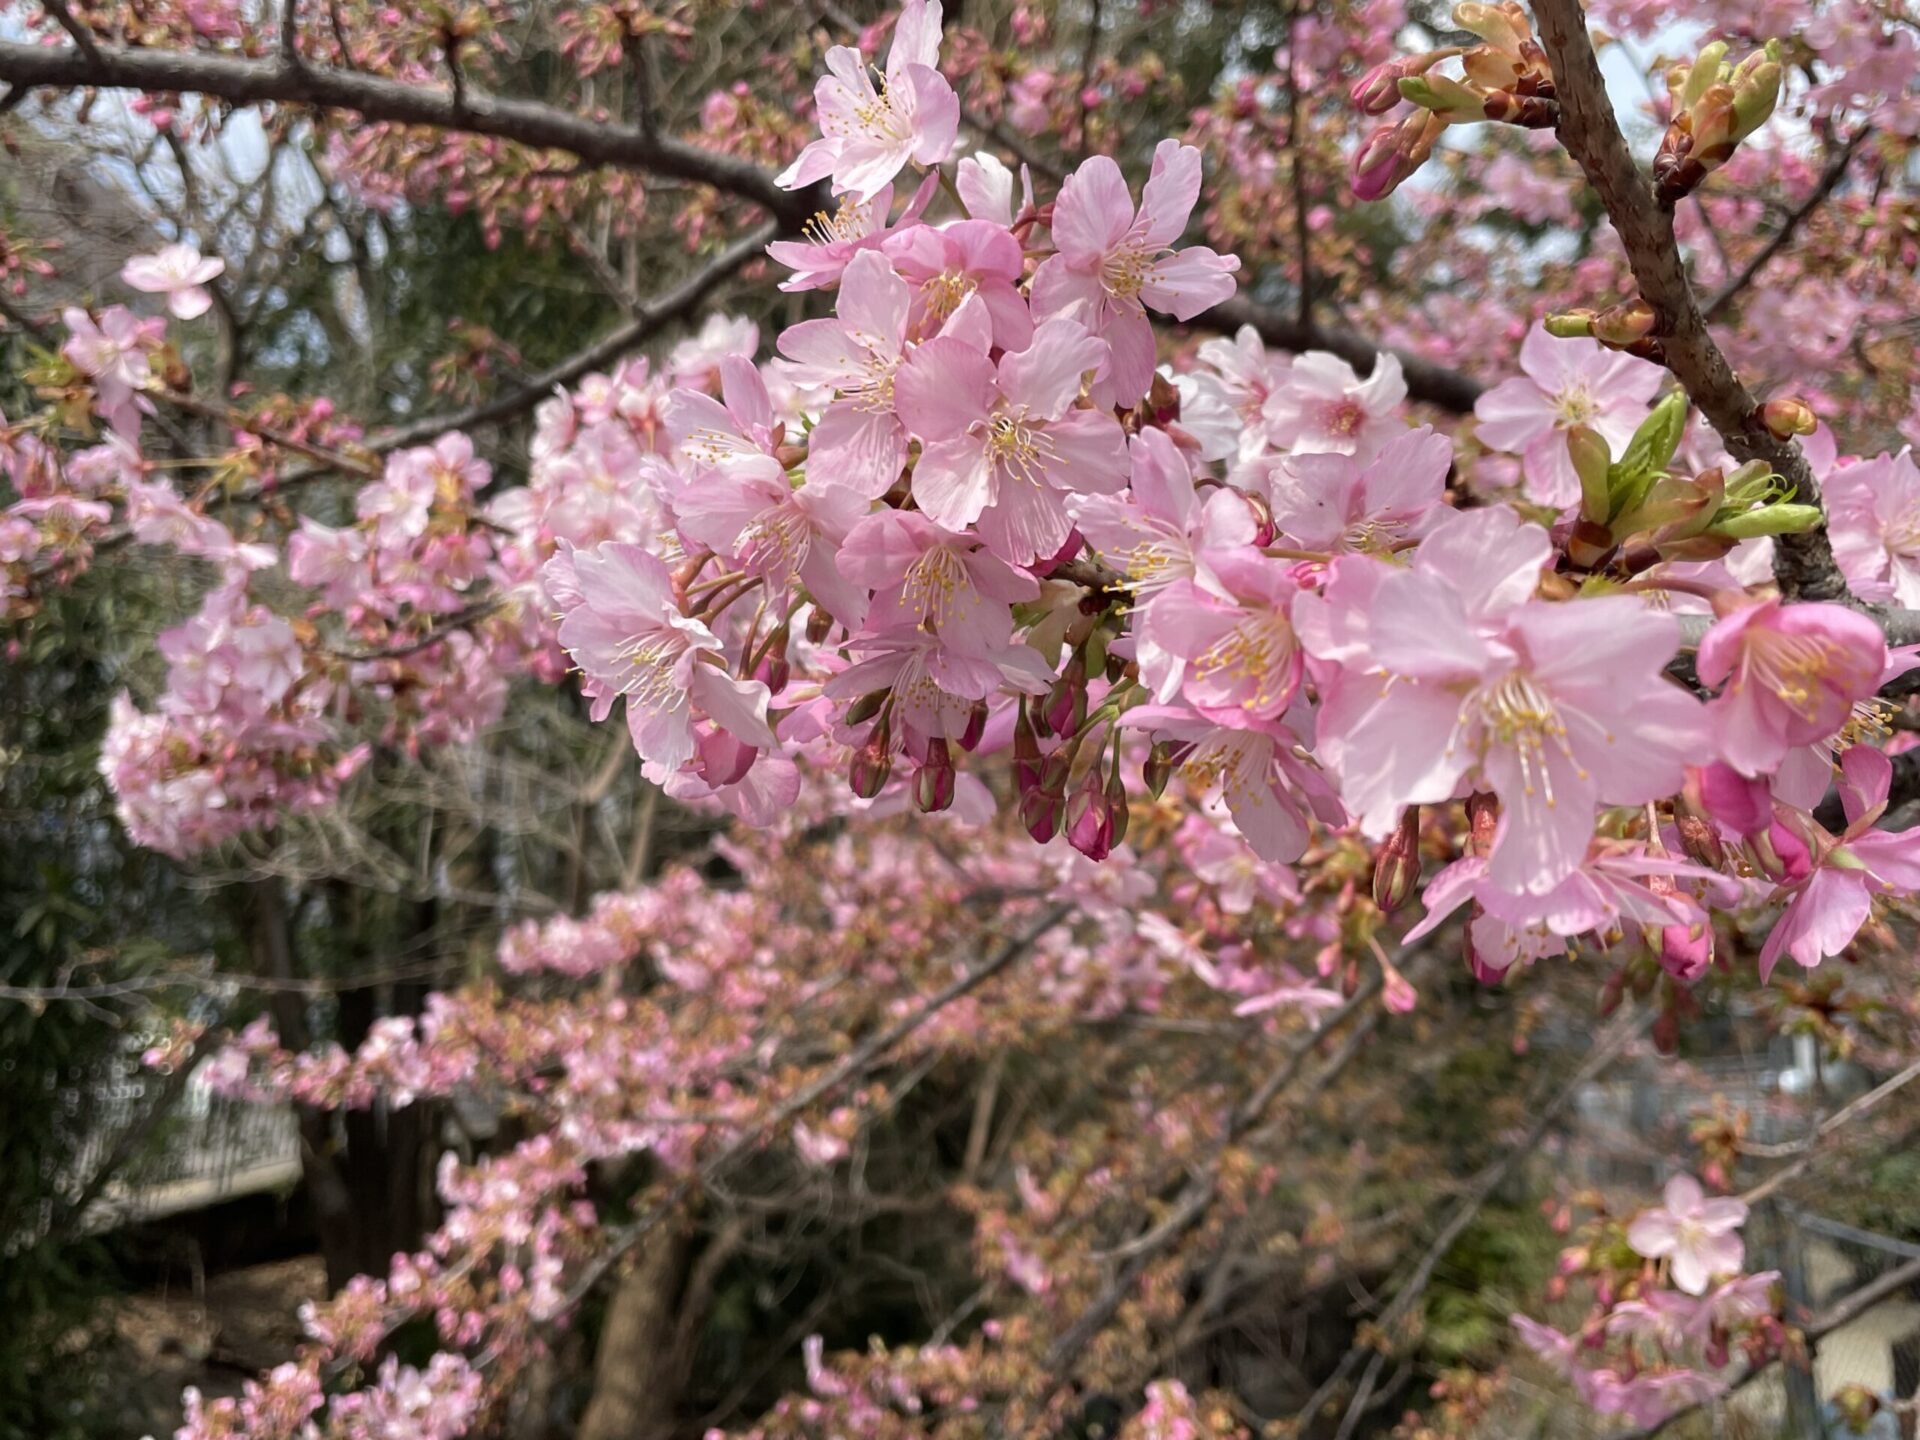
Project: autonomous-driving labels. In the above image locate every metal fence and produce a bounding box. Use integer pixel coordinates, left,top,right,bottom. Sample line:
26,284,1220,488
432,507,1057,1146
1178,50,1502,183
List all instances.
64,1055,300,1231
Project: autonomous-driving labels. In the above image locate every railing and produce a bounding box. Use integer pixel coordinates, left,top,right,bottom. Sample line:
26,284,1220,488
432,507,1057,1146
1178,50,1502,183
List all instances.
67,1061,301,1230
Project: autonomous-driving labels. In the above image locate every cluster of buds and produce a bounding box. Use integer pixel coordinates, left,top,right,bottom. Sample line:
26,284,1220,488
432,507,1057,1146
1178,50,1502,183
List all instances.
1009,607,1137,860
1546,299,1661,362
1560,392,1819,572
1348,3,1557,200
1655,39,1783,204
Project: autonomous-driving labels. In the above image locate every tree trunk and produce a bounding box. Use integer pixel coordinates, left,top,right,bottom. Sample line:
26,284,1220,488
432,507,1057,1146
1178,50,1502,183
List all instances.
248,880,438,1293
574,1225,694,1440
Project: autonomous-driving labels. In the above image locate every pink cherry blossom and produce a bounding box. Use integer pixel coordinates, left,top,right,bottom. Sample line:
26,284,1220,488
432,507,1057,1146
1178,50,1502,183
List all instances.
1262,350,1407,459
1303,508,1709,894
547,542,778,779
120,242,225,319
1826,446,1920,605
766,176,938,292
1626,1173,1748,1295
776,250,914,497
775,0,959,201
835,507,1038,659
61,305,160,437
1264,424,1451,556
1697,596,1887,778
1030,141,1241,405
881,217,1032,349
1759,744,1920,978
895,317,1128,565
1473,323,1664,508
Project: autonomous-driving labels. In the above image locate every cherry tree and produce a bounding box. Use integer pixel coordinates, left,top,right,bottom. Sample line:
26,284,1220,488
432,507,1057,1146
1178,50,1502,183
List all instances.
5,0,1920,1434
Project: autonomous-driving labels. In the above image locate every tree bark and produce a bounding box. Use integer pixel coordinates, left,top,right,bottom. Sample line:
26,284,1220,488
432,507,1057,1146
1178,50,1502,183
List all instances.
574,1224,695,1440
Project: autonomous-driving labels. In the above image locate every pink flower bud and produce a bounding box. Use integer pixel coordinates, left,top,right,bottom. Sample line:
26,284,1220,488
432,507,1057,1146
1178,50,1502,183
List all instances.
1759,396,1816,439
1371,806,1422,914
914,740,956,814
849,720,892,799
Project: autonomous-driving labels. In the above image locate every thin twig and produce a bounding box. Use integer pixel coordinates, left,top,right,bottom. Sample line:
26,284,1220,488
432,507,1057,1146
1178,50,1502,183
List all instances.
1703,127,1868,322
38,0,104,66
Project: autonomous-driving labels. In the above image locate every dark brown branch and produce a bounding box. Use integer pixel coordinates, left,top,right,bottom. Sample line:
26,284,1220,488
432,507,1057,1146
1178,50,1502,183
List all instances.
0,39,819,228
37,0,104,66
1530,0,1849,602
1703,128,1866,323
1201,295,1488,414
362,220,776,453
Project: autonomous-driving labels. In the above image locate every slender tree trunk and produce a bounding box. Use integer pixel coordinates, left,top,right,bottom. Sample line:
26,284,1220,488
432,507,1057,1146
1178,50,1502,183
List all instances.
574,1224,694,1440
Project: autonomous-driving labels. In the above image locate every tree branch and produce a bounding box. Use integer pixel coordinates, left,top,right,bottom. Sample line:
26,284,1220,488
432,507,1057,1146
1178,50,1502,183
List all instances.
37,0,104,66
1308,1008,1647,1435
553,903,1075,1314
1703,128,1866,323
1618,1253,1920,1439
1200,295,1487,414
1531,0,1850,603
0,39,819,228
361,221,776,454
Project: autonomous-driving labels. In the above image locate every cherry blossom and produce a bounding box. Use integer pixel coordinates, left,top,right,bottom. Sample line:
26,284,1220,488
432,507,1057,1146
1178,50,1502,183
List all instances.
119,242,225,319
1473,323,1664,509
1626,1173,1748,1295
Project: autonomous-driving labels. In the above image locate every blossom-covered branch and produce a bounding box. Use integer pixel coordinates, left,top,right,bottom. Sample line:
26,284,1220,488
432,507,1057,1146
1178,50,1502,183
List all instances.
1529,0,1854,604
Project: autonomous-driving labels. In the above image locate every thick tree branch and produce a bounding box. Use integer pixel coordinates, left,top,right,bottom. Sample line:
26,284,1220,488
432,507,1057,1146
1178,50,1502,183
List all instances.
0,39,819,228
1200,295,1487,414
1531,0,1850,603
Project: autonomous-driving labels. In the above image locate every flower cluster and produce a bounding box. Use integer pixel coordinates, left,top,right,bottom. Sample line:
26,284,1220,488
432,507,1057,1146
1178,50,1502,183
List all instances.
1513,1174,1785,1427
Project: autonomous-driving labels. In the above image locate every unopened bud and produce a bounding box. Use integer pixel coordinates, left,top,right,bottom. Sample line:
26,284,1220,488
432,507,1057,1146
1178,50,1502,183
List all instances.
1350,110,1444,202
1467,791,1500,857
806,606,834,644
1398,72,1484,123
1759,396,1816,439
1672,793,1727,870
1567,424,1614,526
1106,769,1130,848
959,698,990,752
1043,655,1088,740
845,689,889,727
1544,309,1596,339
1711,502,1822,539
1066,771,1115,861
1451,1,1527,53
759,624,791,696
1014,702,1043,792
1729,43,1782,142
1591,299,1658,349
1144,739,1182,798
1372,806,1423,914
849,720,893,799
1021,785,1065,844
1678,40,1729,112
1351,52,1443,115
1658,921,1714,983
914,739,956,813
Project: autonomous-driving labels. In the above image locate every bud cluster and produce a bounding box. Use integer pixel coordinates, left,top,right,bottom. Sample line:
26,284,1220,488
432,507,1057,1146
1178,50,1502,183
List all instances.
1347,2,1557,200
1558,392,1820,573
1655,39,1783,204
